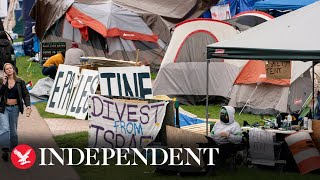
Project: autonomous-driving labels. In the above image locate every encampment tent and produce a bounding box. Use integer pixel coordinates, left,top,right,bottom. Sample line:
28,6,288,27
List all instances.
31,1,166,71
229,60,312,114
153,14,272,105
225,10,274,31
31,0,217,71
153,19,240,104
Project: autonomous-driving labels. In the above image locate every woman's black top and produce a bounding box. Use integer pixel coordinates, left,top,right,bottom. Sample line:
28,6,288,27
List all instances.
6,83,19,99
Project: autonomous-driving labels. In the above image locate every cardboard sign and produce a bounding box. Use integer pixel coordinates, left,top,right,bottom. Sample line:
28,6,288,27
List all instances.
265,61,291,79
210,4,231,20
99,66,153,99
88,95,168,149
41,42,66,63
46,65,80,115
249,129,275,166
66,69,99,119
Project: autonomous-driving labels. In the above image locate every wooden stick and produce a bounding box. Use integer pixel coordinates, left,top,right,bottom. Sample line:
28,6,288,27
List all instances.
135,49,140,66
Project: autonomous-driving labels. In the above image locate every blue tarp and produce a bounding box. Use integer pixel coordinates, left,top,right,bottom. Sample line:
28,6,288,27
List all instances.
217,0,259,16
178,113,205,127
254,0,320,10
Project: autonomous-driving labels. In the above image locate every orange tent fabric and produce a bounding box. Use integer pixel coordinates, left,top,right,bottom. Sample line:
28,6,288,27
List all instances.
66,6,158,43
234,60,290,86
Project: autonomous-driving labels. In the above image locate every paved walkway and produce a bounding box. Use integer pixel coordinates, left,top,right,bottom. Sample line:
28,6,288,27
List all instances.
0,106,80,180
44,118,88,136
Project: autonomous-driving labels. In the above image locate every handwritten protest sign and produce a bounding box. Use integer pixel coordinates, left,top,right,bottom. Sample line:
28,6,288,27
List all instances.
99,66,153,99
66,69,99,119
46,65,80,115
88,95,168,149
265,61,291,79
249,129,275,166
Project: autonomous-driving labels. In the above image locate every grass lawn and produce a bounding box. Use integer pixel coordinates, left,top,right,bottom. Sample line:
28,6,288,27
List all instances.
180,105,271,125
14,37,24,42
34,101,75,119
16,56,45,85
17,56,75,119
54,132,320,180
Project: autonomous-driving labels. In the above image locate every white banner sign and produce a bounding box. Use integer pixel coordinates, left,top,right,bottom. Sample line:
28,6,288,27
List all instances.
66,69,99,119
46,65,80,115
210,4,231,20
88,95,168,149
99,66,153,99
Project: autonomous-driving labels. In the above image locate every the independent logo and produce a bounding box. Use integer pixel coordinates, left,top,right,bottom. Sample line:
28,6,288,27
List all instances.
11,144,36,169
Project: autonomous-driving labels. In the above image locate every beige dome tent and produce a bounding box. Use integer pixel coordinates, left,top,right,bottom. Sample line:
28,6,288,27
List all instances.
153,19,241,104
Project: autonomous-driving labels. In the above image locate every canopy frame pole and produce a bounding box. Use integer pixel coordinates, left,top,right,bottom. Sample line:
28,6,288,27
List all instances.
206,58,210,136
312,61,315,119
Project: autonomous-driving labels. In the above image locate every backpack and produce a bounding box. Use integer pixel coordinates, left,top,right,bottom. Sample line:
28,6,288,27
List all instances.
0,38,15,70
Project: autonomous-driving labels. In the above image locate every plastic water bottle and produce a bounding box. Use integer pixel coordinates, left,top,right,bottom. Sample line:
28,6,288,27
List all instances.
308,119,312,130
303,117,308,130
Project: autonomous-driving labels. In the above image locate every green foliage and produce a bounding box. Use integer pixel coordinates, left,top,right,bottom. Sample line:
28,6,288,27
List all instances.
16,56,45,85
13,37,24,42
151,72,157,80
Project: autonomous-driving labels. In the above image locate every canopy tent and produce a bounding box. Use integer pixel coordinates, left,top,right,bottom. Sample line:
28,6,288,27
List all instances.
204,2,320,132
254,0,320,11
207,1,320,60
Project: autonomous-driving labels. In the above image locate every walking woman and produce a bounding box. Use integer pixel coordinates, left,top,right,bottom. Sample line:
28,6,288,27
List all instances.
0,63,31,161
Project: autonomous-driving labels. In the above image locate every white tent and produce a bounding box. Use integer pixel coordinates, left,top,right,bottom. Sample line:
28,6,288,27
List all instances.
153,19,241,104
